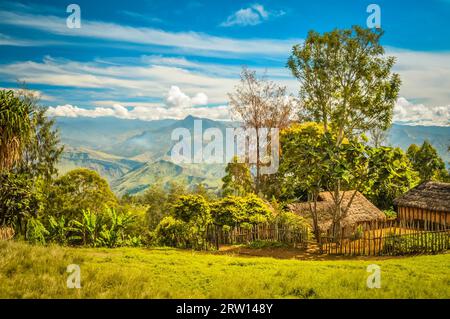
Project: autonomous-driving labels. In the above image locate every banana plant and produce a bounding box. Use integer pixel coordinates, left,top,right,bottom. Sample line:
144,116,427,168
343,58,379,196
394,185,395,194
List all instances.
48,216,77,245
99,208,135,248
70,209,105,247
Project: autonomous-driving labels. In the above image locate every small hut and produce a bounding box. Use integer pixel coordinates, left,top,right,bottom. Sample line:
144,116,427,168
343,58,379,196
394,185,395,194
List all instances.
288,191,385,234
393,181,450,226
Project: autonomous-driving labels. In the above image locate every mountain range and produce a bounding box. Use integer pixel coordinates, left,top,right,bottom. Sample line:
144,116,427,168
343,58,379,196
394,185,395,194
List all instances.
55,116,450,196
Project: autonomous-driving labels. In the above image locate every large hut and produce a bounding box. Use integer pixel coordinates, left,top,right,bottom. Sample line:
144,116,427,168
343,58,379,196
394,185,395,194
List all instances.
393,181,450,226
288,191,385,234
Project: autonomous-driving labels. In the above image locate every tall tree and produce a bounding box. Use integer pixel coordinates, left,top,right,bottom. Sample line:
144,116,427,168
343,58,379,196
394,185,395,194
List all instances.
0,89,33,172
407,141,447,182
47,168,118,219
363,146,419,209
221,156,254,196
14,90,64,180
287,26,401,236
279,122,370,243
228,67,295,192
288,26,401,142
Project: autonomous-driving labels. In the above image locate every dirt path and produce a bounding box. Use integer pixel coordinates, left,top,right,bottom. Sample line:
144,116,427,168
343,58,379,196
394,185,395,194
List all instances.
212,243,406,261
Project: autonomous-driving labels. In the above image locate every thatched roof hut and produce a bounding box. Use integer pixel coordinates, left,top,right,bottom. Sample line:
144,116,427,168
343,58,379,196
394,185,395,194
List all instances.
394,181,450,212
393,181,450,225
288,191,385,232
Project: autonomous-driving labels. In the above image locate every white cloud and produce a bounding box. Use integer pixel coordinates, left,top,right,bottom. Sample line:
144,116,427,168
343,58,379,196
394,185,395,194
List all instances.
166,85,208,108
0,10,297,57
220,4,285,27
0,57,239,104
47,86,229,121
388,48,450,106
394,97,450,126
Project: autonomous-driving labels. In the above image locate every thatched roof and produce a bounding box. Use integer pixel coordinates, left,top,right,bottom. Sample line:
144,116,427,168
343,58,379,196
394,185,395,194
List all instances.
393,181,450,212
288,191,385,232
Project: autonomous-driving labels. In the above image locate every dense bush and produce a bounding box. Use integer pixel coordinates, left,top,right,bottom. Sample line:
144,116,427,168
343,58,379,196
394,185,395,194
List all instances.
155,216,187,248
46,169,118,220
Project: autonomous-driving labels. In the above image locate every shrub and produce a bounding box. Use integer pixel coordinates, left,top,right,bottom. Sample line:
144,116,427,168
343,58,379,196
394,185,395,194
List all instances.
156,216,187,247
25,217,49,245
383,208,397,219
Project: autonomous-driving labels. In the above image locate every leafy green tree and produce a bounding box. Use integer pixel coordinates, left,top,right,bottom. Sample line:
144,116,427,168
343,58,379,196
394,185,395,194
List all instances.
143,183,169,230
407,141,447,182
363,146,419,209
210,196,246,227
155,216,187,247
242,194,272,224
279,122,370,241
47,168,118,219
142,181,188,230
0,88,62,235
287,26,400,237
0,172,41,232
172,194,212,249
15,104,63,180
221,156,254,196
0,89,33,172
287,26,401,141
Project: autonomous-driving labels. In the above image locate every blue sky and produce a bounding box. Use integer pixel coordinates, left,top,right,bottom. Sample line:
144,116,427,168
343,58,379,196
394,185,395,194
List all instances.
0,0,449,125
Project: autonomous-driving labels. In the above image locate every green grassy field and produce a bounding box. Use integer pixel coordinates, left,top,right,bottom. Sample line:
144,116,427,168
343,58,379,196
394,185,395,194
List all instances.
0,241,449,298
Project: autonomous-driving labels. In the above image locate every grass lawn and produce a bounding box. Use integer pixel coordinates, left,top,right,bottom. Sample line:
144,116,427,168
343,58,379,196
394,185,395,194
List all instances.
0,241,449,298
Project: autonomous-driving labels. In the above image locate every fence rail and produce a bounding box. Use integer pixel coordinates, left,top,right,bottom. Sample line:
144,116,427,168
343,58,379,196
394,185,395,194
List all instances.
207,224,309,249
322,219,449,256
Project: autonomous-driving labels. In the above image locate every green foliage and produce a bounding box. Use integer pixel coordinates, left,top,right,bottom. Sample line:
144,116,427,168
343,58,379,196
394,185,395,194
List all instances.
363,146,419,209
172,195,212,249
0,89,33,172
173,195,211,224
407,141,447,182
287,26,400,138
279,122,371,240
274,211,310,233
383,232,449,255
142,181,187,230
383,208,397,219
242,194,272,224
210,196,246,226
69,208,135,248
47,168,118,220
47,216,73,245
0,172,41,230
14,104,63,180
25,217,49,245
221,156,254,196
155,216,187,248
70,209,105,247
99,208,135,248
210,194,272,227
279,122,369,197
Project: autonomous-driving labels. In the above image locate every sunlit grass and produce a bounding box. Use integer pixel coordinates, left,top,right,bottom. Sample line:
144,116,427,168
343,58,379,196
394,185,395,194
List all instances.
0,241,448,298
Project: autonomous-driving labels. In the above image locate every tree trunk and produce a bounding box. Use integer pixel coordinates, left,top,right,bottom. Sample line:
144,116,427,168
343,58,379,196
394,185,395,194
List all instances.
255,127,260,193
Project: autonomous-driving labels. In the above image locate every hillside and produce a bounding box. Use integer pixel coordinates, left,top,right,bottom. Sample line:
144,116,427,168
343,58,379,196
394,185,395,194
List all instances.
54,116,450,195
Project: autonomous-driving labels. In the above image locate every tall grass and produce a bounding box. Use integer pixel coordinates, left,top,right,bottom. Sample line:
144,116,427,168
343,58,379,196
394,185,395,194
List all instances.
0,241,448,298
